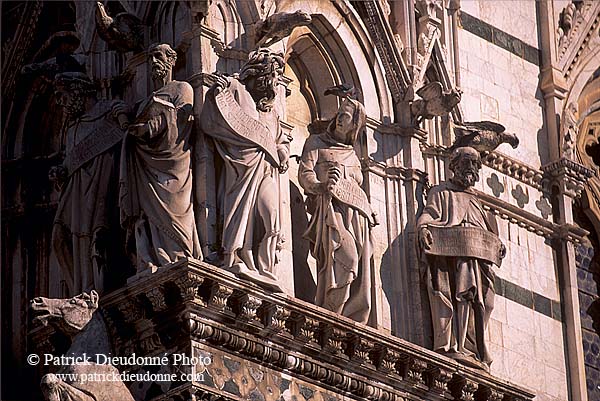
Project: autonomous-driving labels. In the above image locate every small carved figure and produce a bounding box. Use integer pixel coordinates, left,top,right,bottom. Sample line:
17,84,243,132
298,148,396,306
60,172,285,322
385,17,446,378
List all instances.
51,72,128,295
31,291,135,401
451,121,519,152
417,147,506,371
254,10,312,48
298,95,377,324
95,1,143,52
561,102,578,161
120,43,202,274
410,81,462,124
200,49,291,292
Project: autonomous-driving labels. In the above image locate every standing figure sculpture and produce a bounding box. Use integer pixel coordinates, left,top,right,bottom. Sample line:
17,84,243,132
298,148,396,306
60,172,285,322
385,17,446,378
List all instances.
120,43,201,275
417,146,506,371
51,72,128,295
200,49,290,292
298,96,376,324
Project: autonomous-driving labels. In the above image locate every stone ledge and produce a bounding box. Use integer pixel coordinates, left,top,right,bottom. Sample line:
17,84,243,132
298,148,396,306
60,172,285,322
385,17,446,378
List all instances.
100,260,535,401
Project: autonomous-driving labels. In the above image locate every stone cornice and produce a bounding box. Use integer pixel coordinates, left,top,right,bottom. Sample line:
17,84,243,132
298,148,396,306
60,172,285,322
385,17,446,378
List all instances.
541,157,595,198
477,190,589,243
99,260,535,401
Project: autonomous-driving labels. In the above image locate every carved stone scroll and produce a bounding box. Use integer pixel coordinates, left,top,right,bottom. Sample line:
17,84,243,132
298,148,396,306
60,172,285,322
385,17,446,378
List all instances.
214,88,279,166
424,225,504,266
63,117,124,175
330,178,377,225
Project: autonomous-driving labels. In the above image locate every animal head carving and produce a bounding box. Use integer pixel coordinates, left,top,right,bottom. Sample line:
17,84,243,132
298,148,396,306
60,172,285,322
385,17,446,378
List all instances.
31,291,99,336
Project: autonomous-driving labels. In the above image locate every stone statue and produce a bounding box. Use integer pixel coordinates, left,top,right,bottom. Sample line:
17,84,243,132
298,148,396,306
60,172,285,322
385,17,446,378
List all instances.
120,43,202,275
50,72,128,295
417,146,506,371
200,49,290,292
298,96,377,324
31,291,135,401
561,102,578,161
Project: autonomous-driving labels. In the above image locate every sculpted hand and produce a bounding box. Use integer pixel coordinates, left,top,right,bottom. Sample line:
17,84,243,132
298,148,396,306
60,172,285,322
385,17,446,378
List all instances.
128,123,148,137
214,74,230,94
48,165,68,190
111,101,131,129
279,160,289,174
419,226,433,250
327,165,341,191
499,243,507,259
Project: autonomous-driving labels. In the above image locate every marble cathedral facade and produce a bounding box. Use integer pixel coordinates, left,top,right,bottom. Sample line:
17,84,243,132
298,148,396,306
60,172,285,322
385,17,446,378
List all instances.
2,1,599,401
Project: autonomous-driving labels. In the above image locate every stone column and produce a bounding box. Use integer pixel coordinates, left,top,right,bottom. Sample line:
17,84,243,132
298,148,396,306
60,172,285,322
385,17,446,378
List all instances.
542,159,594,401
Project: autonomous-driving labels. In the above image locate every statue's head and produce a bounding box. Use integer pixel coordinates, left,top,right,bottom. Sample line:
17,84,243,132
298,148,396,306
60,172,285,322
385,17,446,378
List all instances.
148,43,177,82
329,98,367,145
54,72,96,118
449,146,482,188
239,48,284,112
31,291,99,336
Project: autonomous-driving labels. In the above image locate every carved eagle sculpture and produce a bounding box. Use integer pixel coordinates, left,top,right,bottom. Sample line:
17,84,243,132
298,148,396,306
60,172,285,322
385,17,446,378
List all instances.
95,2,143,53
324,83,361,100
411,81,462,124
450,121,520,153
254,10,312,48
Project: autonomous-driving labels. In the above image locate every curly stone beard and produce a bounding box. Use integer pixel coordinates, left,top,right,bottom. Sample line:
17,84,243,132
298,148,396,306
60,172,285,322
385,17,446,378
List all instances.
249,74,277,112
453,167,480,188
151,59,170,81
64,92,85,118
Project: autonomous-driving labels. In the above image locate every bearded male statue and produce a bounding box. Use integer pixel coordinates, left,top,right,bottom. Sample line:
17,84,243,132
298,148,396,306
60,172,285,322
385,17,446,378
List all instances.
200,48,290,292
50,72,128,294
120,43,202,275
417,146,506,371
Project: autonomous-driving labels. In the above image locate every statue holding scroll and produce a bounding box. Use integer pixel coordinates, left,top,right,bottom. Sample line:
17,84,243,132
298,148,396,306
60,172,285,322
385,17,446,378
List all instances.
51,72,128,295
417,146,506,371
298,97,377,324
200,49,290,292
120,43,201,275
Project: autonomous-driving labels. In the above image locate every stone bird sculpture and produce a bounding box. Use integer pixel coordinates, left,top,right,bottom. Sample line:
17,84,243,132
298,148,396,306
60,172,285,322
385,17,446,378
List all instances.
411,81,462,124
451,121,520,152
254,10,312,48
95,2,143,53
324,83,361,100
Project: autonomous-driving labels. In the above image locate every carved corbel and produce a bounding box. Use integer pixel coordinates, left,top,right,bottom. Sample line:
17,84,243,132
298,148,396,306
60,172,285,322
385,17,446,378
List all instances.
207,282,234,311
115,297,145,324
477,387,505,401
174,272,205,303
320,324,347,356
375,347,401,375
291,314,320,345
233,293,263,323
426,366,453,395
400,356,428,387
261,303,291,334
348,335,375,365
145,286,167,313
450,377,479,401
